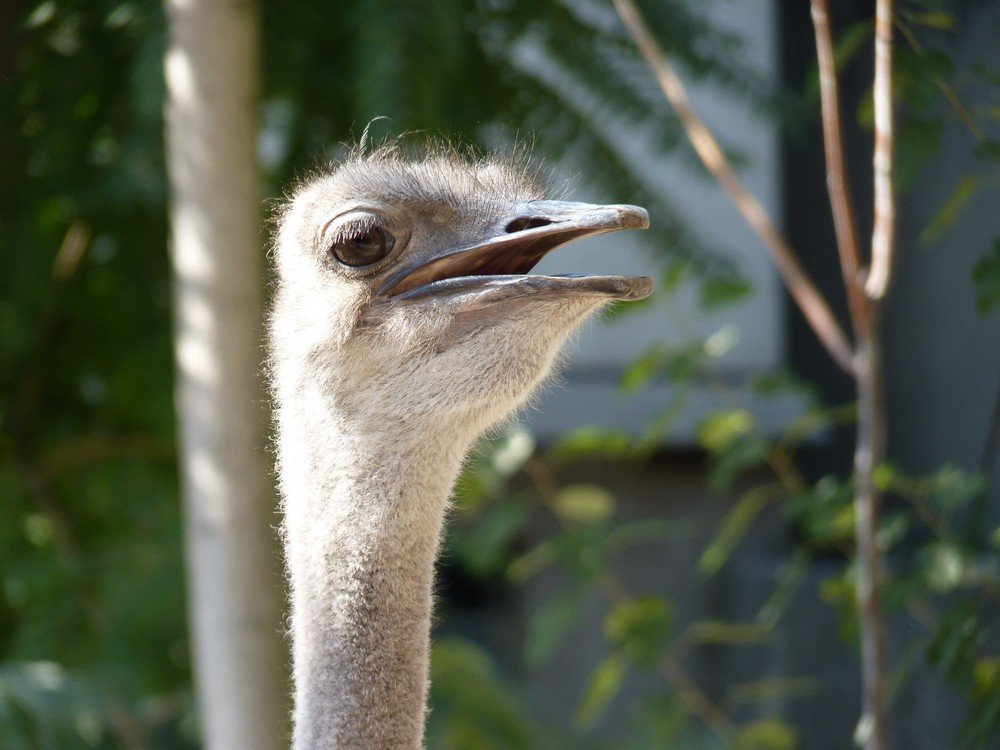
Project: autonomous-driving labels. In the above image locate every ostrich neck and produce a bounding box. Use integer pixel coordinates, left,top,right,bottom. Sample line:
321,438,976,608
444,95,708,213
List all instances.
280,398,469,750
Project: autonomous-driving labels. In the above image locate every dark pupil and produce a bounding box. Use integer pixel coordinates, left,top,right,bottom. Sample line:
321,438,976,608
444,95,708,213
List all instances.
333,227,392,267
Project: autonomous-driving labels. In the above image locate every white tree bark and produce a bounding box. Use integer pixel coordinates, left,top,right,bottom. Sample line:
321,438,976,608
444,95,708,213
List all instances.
164,2,287,748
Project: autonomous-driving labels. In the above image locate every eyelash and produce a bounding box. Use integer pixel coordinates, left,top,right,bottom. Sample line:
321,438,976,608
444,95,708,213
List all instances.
329,215,379,244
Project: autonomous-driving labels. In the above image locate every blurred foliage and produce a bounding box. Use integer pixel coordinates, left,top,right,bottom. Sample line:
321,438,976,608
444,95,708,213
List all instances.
0,0,769,745
436,2,1000,749
2,0,999,748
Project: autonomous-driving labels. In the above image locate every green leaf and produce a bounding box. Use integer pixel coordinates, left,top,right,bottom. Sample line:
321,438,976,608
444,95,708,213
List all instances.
792,475,855,545
909,11,957,30
700,486,780,575
698,410,755,453
507,540,556,583
920,176,981,245
552,526,608,581
454,501,528,577
876,511,910,551
627,692,689,748
429,639,539,748
525,589,582,668
929,464,987,511
620,345,669,393
605,596,674,667
553,484,616,525
660,260,692,292
685,620,769,646
707,435,772,491
924,543,966,592
733,718,799,750
700,272,752,310
575,654,626,728
872,462,901,492
973,240,1000,315
927,605,982,681
546,427,633,462
726,678,820,709
835,21,874,70
976,140,1000,165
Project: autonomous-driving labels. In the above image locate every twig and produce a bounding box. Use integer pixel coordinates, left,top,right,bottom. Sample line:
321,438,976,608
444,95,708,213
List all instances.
811,0,869,329
612,0,856,375
866,0,896,299
659,654,735,741
894,18,985,145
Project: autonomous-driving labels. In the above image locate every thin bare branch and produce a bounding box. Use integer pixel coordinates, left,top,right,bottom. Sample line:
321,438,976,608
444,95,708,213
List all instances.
811,0,870,329
612,0,856,374
866,0,897,299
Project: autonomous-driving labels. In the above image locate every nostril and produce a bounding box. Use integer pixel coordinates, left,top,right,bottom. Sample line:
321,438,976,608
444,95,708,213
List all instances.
505,216,553,234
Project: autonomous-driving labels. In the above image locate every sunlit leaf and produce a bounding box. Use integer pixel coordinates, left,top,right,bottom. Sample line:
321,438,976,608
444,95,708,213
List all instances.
909,11,957,30
554,484,616,525
698,410,755,453
924,543,966,592
605,596,674,667
574,654,626,728
546,427,633,463
733,717,798,750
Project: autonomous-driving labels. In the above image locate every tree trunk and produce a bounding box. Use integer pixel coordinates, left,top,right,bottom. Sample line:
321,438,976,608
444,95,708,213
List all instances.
164,2,287,748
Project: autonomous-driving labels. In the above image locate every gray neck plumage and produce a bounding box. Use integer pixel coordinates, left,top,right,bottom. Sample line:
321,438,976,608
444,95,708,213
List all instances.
278,386,469,750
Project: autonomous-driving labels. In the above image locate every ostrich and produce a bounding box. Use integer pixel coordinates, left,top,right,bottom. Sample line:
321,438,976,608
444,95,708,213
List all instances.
269,144,651,749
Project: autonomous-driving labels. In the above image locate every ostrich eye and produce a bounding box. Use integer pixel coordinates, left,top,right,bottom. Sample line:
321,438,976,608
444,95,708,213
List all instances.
330,225,394,267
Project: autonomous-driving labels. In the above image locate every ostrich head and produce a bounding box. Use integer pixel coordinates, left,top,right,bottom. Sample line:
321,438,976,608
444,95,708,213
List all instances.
272,145,651,443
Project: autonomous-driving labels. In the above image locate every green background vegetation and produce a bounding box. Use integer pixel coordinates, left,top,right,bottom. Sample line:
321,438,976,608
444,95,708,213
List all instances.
1,1,998,748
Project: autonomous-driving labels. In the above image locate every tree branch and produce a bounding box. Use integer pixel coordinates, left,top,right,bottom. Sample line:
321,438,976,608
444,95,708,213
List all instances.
811,4,893,747
612,0,856,375
810,0,870,330
866,0,896,299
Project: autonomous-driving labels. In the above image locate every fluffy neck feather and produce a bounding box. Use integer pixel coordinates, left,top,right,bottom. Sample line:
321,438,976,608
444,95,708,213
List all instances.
278,373,471,749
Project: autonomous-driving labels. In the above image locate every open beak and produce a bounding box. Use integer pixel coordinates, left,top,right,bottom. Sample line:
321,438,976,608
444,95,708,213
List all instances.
375,200,654,305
